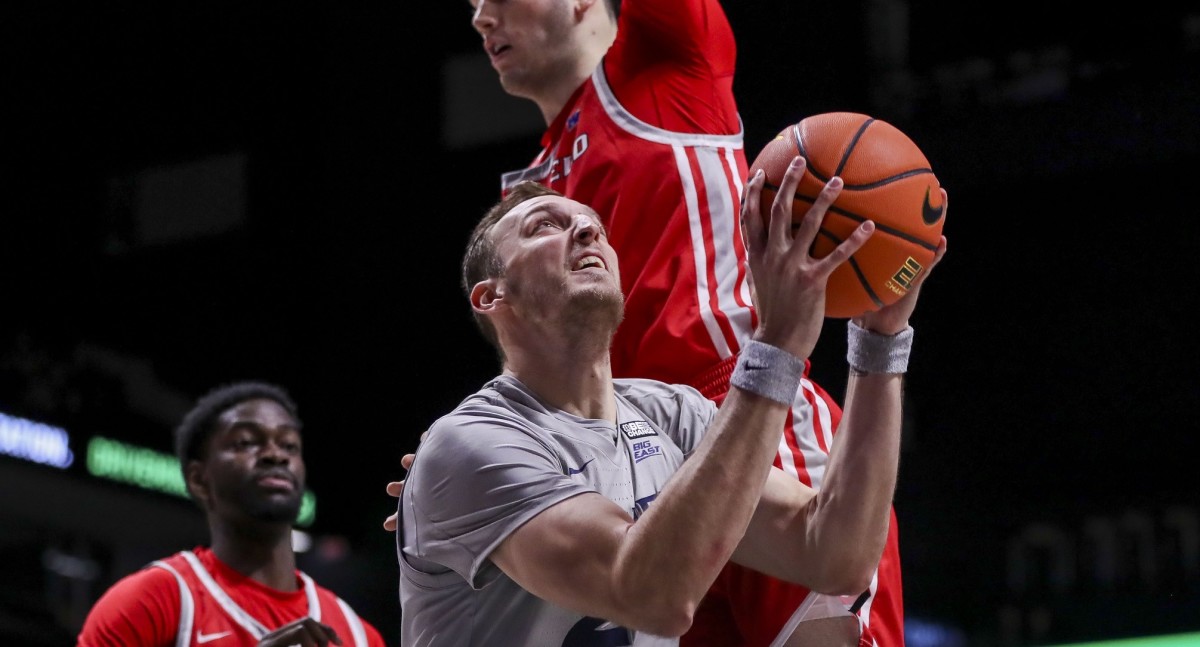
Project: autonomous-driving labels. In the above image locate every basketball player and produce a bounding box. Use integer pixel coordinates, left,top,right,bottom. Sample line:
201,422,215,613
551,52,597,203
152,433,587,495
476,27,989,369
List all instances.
405,0,910,644
396,167,945,645
78,381,389,647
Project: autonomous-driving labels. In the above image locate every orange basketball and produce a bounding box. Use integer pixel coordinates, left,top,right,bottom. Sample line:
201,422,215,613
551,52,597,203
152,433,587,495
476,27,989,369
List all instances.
748,112,946,319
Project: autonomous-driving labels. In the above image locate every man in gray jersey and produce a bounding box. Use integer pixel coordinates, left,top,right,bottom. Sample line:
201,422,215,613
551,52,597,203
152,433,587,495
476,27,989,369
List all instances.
396,159,948,646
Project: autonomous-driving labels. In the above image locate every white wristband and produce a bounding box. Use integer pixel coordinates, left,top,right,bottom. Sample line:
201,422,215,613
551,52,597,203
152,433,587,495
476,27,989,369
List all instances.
731,340,805,405
847,320,914,375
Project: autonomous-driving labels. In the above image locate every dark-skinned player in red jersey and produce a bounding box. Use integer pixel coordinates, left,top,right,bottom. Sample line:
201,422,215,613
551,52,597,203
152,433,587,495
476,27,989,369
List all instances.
81,381,389,647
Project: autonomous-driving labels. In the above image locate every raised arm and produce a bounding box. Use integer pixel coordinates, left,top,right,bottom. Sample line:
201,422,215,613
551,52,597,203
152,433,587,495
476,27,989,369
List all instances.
731,188,950,594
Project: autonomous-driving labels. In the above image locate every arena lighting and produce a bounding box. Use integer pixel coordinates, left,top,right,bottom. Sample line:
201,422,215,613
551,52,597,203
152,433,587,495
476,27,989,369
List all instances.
87,435,188,498
0,411,74,469
292,529,313,553
86,436,316,527
905,617,966,647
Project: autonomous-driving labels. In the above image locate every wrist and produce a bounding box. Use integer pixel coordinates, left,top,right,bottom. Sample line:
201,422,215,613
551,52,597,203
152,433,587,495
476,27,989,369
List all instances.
850,315,910,337
847,320,914,375
731,340,805,405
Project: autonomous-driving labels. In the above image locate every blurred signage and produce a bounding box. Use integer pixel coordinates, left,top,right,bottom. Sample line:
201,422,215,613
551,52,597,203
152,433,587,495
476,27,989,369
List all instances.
1,410,315,527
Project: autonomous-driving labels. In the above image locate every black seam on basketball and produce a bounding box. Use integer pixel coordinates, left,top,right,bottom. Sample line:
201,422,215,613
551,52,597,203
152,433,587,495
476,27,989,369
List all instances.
845,168,935,190
798,167,831,184
815,229,886,309
854,259,885,309
837,118,875,177
787,123,932,190
778,167,934,189
790,195,939,252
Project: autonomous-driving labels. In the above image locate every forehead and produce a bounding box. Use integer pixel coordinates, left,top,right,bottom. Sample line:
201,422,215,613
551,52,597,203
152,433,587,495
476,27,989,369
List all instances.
216,398,298,432
497,195,602,232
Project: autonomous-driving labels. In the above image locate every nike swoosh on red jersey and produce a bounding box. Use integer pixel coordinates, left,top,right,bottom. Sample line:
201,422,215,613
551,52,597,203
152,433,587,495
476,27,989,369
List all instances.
196,630,233,644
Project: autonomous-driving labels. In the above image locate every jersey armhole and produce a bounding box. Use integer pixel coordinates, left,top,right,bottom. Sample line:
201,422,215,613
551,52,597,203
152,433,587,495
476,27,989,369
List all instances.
150,560,194,647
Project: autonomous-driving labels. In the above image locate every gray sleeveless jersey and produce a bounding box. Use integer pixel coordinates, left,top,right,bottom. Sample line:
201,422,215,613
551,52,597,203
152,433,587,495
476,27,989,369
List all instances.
398,375,716,646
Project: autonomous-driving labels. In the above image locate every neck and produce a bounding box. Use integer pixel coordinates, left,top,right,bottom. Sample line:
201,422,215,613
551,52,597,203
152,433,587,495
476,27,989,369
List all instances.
503,330,616,422
535,18,616,124
208,520,298,591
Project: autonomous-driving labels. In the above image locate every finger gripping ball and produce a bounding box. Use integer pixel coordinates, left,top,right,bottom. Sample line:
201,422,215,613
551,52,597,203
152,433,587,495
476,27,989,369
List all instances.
748,112,946,318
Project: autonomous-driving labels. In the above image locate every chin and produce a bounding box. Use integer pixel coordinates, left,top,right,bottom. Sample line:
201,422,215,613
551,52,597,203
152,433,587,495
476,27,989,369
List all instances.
258,505,303,524
565,290,624,332
244,496,303,524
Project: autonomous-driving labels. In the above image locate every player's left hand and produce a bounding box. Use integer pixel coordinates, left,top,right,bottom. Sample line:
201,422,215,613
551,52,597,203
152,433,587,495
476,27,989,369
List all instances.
382,451,417,532
855,190,949,335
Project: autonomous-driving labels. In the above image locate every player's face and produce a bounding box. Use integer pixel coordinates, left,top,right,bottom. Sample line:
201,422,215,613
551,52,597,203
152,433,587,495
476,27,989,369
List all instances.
469,0,578,97
202,399,306,525
492,195,623,327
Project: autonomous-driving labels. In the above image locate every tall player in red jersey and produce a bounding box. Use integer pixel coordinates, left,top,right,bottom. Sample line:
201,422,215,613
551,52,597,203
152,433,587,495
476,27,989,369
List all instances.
392,0,905,644
79,381,389,647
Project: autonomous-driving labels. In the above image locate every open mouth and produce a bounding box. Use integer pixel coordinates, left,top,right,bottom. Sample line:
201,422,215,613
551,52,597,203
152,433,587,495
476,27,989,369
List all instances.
573,256,606,271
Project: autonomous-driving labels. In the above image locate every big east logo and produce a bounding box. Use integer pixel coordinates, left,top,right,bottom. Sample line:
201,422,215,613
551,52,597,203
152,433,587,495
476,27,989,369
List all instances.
632,440,662,464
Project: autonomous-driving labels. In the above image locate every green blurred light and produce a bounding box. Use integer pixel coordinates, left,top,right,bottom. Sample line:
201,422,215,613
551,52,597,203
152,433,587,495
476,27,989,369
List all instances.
1041,633,1200,647
86,436,316,526
87,436,187,497
297,490,316,527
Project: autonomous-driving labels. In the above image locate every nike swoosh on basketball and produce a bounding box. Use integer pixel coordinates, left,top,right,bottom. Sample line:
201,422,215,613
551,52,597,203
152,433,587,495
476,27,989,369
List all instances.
921,187,944,225
567,459,595,475
196,630,233,644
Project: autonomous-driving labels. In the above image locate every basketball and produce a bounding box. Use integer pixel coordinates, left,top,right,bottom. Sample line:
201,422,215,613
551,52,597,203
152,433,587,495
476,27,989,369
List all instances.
747,112,946,319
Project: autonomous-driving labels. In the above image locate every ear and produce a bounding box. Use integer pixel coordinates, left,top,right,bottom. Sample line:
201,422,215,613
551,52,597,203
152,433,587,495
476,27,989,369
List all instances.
575,0,598,17
470,278,504,315
184,460,211,508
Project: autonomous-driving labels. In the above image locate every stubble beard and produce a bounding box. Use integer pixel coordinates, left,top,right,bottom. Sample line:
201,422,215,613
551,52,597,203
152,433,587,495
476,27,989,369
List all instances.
512,275,624,349
233,485,303,524
561,285,624,347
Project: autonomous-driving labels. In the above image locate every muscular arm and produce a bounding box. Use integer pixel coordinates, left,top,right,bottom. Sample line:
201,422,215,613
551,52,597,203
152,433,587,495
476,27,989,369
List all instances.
491,386,790,637
729,370,903,595
728,178,950,595
607,0,739,134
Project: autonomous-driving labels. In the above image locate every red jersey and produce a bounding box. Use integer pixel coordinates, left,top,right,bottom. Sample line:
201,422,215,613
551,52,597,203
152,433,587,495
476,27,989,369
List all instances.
77,546,388,647
499,1,905,645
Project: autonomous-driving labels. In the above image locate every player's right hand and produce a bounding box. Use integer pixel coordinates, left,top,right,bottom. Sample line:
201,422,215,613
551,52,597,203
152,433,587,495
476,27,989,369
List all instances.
741,156,874,360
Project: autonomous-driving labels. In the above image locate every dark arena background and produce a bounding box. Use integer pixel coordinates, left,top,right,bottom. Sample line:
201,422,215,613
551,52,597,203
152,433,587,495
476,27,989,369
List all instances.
4,2,1199,645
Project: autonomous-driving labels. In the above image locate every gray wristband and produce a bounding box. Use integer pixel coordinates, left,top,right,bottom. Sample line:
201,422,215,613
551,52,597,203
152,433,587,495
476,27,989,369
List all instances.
847,320,914,375
730,340,806,405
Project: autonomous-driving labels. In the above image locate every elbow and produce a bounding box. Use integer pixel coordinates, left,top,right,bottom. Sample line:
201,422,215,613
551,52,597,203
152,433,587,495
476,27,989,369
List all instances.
609,572,698,637
623,601,695,637
824,564,875,598
806,553,877,597
608,544,723,636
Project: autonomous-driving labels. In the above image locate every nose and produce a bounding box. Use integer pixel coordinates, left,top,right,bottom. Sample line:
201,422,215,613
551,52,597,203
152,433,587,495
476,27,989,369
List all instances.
258,439,290,465
572,215,599,244
472,1,495,34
